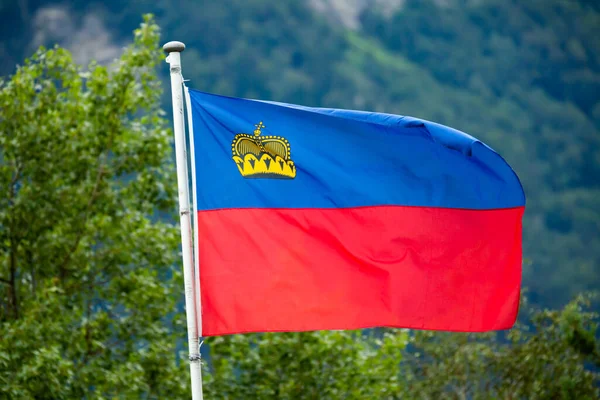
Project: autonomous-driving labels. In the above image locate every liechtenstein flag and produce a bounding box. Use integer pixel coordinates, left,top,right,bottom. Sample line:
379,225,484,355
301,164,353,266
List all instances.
185,88,525,337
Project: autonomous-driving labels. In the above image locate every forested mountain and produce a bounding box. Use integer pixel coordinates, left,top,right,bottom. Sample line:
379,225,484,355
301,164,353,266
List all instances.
1,0,598,309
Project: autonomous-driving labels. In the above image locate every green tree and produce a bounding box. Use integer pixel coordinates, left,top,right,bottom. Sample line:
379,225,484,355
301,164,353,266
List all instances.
204,329,408,399
401,294,600,399
0,15,190,399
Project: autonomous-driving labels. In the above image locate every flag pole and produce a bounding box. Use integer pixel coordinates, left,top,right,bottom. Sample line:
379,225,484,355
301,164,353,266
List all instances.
163,40,203,400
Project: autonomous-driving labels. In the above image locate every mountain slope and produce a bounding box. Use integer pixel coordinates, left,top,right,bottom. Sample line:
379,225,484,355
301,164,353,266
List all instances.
0,0,598,308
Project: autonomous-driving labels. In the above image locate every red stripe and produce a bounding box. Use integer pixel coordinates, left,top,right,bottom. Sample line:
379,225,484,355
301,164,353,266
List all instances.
197,206,524,336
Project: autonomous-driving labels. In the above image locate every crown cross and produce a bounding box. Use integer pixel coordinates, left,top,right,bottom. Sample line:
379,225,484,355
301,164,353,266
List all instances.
254,121,266,137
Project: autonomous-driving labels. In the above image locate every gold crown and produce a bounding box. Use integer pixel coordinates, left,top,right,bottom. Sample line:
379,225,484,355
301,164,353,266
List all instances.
231,121,296,179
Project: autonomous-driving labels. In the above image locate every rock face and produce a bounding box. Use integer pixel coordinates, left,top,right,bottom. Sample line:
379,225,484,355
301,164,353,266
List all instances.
308,0,404,29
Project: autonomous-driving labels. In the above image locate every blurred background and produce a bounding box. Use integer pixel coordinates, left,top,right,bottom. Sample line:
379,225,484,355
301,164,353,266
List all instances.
1,0,599,398
4,0,595,309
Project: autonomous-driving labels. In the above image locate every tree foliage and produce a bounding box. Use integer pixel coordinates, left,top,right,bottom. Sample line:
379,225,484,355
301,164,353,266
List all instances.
204,330,408,399
0,15,189,399
400,294,600,399
200,295,599,399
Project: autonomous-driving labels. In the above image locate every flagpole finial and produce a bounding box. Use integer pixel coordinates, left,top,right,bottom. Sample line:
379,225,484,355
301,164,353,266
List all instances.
163,41,186,53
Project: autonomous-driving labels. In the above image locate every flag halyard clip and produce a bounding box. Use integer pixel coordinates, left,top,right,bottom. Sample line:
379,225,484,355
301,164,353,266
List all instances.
189,340,204,362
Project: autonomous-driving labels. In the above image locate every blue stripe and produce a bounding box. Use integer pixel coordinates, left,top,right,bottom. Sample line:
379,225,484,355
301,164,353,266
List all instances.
188,89,525,211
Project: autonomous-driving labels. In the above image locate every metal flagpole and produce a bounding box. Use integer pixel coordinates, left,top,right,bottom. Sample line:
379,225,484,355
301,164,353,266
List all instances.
163,41,203,400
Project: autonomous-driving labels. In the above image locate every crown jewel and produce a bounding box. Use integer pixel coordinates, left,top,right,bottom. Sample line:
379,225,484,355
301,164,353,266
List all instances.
231,121,296,179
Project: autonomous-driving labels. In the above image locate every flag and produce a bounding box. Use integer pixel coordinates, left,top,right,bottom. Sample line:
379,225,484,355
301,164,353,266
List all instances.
186,89,525,336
